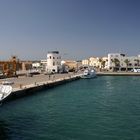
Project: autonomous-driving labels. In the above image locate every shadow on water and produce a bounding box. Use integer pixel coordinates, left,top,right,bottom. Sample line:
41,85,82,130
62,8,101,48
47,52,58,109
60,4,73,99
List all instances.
0,120,9,140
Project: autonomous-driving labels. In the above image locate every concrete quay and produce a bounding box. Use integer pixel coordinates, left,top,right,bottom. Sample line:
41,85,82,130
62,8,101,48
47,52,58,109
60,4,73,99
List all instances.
0,73,81,101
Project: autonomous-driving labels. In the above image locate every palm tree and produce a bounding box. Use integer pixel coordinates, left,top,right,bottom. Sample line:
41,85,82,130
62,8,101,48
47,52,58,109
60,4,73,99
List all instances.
97,58,103,71
98,58,106,70
134,59,140,68
124,59,130,71
111,58,120,71
114,58,120,71
101,61,106,69
111,59,115,71
98,58,102,63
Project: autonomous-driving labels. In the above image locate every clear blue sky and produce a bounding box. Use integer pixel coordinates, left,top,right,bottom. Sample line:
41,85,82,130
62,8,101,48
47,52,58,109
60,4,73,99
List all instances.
0,0,140,60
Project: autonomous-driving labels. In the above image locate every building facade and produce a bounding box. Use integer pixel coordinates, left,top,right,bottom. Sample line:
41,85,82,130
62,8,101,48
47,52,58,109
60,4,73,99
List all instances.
107,53,140,71
89,57,100,68
82,57,107,69
0,56,22,76
61,60,78,72
82,59,89,66
46,51,61,73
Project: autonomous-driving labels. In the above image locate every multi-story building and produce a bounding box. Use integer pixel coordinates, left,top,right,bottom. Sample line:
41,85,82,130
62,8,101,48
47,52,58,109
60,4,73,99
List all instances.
61,60,78,72
89,57,100,68
41,59,47,65
107,53,140,71
82,59,89,66
46,51,61,73
82,57,108,69
82,57,98,67
32,62,41,68
0,56,22,76
40,59,47,71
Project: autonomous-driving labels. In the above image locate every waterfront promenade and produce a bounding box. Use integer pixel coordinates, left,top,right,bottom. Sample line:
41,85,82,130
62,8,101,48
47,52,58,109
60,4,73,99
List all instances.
1,71,140,90
0,73,81,94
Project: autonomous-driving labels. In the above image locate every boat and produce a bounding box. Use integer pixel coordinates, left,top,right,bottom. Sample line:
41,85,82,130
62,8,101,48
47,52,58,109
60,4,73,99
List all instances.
81,68,96,79
133,68,140,73
0,85,12,102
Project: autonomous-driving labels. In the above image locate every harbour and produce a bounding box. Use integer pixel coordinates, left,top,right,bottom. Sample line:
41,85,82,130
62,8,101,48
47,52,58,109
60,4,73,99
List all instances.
0,1,140,139
1,76,140,140
1,70,140,102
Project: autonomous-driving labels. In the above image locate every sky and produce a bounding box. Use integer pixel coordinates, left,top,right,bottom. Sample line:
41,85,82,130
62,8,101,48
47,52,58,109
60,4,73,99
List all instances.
0,0,140,60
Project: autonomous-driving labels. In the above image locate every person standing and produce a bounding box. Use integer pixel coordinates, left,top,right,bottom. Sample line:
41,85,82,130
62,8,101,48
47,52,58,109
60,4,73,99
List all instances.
49,74,51,80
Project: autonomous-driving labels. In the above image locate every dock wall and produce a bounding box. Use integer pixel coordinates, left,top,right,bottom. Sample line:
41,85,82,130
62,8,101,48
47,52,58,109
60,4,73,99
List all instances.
6,75,81,102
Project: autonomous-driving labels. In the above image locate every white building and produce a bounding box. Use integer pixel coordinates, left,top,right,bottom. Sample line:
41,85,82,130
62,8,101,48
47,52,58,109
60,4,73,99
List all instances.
82,57,108,69
82,59,89,66
41,59,47,65
40,59,47,71
107,53,140,71
32,62,41,68
89,57,100,68
46,51,61,73
82,57,99,67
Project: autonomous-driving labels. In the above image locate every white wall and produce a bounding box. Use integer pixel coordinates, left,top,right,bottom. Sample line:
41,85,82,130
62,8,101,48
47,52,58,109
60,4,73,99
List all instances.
46,51,61,73
32,62,40,68
107,53,140,70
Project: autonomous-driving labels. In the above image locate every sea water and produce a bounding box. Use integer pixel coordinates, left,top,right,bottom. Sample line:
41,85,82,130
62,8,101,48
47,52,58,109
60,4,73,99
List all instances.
0,76,140,140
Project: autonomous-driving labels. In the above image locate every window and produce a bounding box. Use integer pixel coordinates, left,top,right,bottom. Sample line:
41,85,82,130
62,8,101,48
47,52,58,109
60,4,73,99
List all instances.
53,62,55,66
50,56,51,59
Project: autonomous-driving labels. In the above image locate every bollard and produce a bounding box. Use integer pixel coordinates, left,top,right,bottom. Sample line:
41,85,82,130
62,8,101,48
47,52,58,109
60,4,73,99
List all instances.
20,84,22,89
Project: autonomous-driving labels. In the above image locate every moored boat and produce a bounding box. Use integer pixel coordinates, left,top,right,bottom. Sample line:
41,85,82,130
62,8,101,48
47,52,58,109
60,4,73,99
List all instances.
0,85,12,102
81,68,96,79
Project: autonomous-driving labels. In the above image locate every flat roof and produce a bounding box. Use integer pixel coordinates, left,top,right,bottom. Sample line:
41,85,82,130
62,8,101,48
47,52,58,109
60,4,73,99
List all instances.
48,51,59,54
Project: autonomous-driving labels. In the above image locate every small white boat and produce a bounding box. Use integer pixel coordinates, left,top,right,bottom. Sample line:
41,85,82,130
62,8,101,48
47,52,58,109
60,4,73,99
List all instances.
81,69,96,79
133,69,140,73
0,85,12,102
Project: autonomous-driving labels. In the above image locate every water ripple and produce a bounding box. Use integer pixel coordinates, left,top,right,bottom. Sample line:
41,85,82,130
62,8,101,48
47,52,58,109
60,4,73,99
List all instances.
1,76,140,139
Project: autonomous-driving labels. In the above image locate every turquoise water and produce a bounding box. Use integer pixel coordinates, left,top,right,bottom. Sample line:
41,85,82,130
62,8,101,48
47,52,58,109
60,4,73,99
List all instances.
1,76,140,140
